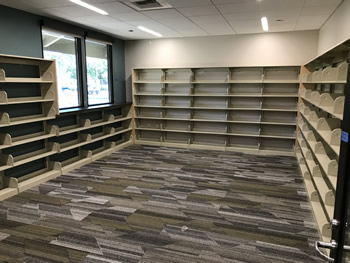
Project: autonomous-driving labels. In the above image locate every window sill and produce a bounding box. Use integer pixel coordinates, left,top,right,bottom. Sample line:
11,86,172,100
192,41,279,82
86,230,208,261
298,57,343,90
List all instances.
59,103,132,115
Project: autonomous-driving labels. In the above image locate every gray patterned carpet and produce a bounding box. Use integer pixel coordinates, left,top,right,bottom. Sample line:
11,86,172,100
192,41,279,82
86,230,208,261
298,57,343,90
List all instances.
0,145,322,262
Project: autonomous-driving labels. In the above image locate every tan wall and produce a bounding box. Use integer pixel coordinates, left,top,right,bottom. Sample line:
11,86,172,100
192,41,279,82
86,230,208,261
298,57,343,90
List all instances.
124,30,319,101
318,0,350,55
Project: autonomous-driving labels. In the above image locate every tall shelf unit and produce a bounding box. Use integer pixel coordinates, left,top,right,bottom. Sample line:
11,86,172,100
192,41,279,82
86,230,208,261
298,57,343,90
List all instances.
297,41,349,242
0,54,59,200
132,66,300,155
0,54,132,201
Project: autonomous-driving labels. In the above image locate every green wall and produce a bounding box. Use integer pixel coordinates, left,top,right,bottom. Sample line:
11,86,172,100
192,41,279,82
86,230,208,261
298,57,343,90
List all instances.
112,39,126,105
0,5,42,57
0,4,126,104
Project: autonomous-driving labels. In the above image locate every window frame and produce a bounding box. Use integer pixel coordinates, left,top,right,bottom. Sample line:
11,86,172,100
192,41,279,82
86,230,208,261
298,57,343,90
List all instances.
40,26,114,111
85,38,113,107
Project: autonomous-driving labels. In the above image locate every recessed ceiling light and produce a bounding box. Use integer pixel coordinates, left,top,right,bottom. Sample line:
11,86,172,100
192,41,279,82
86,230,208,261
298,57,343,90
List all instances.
69,0,108,15
137,26,163,37
261,16,269,31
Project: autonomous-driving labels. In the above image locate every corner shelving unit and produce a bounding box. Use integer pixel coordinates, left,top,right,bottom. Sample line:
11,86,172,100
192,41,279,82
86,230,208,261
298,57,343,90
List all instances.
297,41,349,242
0,54,133,201
132,66,300,155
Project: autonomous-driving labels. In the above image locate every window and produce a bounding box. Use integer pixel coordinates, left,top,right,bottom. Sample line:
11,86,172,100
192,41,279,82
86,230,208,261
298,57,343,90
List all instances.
41,27,114,110
86,40,111,105
42,30,80,109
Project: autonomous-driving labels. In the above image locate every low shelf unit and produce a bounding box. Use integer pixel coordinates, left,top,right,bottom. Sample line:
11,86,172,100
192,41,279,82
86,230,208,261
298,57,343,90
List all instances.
0,53,133,200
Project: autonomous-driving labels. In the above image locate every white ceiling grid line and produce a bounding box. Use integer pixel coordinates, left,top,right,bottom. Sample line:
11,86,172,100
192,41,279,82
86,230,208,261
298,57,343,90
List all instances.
0,0,343,40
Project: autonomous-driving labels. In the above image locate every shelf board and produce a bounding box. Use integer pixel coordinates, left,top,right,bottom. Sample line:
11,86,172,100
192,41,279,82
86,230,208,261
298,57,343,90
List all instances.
190,81,228,84
61,155,92,174
59,116,132,136
226,132,259,137
13,148,58,167
0,114,56,127
134,93,298,98
298,130,335,219
135,80,300,84
303,175,331,241
263,80,299,84
15,168,61,193
300,111,340,158
135,105,297,112
301,97,343,121
163,81,191,84
262,93,299,97
90,128,133,143
0,132,57,150
89,116,132,129
302,81,346,84
0,77,53,83
260,121,296,126
135,116,296,126
261,107,298,112
229,80,263,83
0,97,55,105
134,80,163,84
136,127,296,140
60,139,91,153
0,187,18,201
135,140,295,156
260,134,296,139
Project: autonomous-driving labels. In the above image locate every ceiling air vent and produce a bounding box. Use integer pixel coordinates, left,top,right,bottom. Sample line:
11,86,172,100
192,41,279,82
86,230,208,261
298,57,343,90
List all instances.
120,0,173,11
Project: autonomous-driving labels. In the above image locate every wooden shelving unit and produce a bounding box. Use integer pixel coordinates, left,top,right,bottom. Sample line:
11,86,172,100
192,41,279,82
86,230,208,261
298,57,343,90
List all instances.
0,54,59,200
48,104,133,175
297,42,349,242
132,66,299,155
0,54,132,201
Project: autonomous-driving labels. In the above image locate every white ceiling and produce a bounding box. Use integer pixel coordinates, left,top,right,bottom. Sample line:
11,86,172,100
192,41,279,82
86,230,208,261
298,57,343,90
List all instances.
0,0,343,40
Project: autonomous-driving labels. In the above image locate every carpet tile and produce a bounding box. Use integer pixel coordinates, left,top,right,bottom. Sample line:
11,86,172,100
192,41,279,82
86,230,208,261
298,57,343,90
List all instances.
0,145,323,262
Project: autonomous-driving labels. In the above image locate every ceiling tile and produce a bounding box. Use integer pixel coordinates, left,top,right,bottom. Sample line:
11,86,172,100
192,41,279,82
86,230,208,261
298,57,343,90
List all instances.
166,0,212,8
127,19,177,31
175,29,208,37
212,0,255,3
142,9,185,20
261,9,301,26
30,8,69,18
269,22,296,32
177,5,219,17
301,4,338,16
189,15,235,35
227,19,262,34
84,0,116,4
305,0,342,7
0,0,40,10
94,1,135,14
51,5,102,16
260,0,306,12
28,0,74,9
110,12,150,22
295,14,330,30
223,12,260,21
216,2,260,14
79,15,121,25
